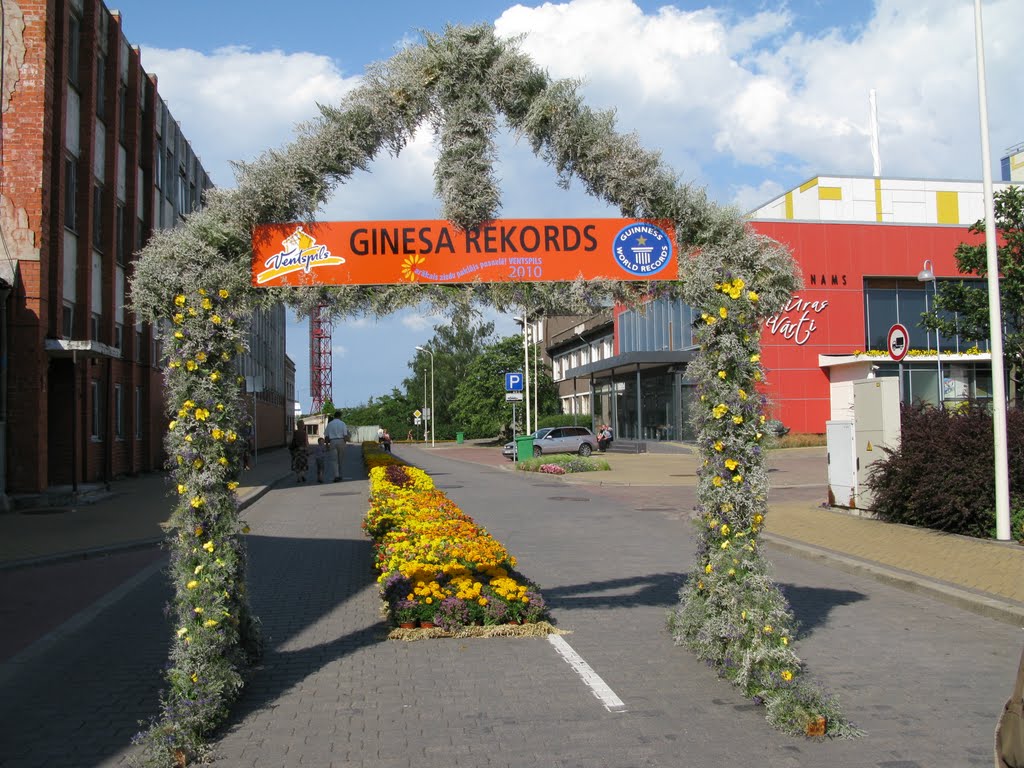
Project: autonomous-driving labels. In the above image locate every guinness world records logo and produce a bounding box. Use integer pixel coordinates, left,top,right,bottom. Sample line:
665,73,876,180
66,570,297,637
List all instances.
613,222,672,276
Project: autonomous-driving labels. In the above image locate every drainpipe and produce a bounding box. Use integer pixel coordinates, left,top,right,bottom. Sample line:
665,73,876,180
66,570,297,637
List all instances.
0,280,9,512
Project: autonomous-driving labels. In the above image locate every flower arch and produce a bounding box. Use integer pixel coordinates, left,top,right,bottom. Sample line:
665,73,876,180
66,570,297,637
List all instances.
130,23,852,766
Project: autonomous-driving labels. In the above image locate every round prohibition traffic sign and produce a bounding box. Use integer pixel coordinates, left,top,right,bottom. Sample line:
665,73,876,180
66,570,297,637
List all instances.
887,323,910,361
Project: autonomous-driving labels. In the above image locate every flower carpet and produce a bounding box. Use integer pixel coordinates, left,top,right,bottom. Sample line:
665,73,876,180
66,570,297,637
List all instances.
363,445,560,640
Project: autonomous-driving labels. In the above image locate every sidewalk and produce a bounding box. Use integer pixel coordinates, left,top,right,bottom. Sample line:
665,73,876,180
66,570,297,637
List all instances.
0,447,294,568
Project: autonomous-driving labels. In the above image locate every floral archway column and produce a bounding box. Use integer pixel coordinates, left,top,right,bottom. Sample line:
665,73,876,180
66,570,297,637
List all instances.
669,237,857,737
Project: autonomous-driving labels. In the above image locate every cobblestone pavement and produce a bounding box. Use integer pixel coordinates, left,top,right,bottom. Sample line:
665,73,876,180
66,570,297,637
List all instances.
0,442,1020,766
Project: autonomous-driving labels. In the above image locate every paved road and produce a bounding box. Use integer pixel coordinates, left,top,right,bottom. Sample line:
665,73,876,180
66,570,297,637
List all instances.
0,445,1016,766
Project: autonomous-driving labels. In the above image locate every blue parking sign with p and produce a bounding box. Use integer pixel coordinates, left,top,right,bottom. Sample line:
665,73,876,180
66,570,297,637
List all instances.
505,372,524,391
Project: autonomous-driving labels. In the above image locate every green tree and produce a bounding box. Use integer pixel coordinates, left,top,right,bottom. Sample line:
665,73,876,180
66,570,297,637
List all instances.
404,313,496,439
449,334,560,439
336,389,416,440
924,185,1024,402
320,398,336,416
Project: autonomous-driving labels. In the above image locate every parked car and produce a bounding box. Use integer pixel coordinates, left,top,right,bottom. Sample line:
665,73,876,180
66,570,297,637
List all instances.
504,426,598,459
502,428,553,460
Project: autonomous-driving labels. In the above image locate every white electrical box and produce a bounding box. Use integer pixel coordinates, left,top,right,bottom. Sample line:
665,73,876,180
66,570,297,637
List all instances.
826,420,856,508
852,377,901,510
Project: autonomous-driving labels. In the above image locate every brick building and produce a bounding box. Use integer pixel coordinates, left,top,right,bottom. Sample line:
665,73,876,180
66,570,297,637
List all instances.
0,0,292,504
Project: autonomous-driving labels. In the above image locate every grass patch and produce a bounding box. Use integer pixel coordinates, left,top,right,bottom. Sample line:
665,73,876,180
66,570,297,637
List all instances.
516,454,610,473
771,433,826,449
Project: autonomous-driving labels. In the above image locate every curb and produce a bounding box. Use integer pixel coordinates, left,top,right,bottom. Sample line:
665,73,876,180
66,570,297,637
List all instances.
762,531,1024,627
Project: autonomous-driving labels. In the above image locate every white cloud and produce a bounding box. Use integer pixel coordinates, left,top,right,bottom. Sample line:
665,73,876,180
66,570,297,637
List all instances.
495,0,1024,184
139,46,359,186
400,311,435,332
731,179,785,214
331,344,348,357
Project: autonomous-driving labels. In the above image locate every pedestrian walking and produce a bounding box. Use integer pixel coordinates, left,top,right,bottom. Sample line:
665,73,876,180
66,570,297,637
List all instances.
312,437,328,483
324,411,349,482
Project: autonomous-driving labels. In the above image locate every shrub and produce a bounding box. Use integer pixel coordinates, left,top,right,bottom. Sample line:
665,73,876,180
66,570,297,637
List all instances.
866,403,1024,538
516,455,610,473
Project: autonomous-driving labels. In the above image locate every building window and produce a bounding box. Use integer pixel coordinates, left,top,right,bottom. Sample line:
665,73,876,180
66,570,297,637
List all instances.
118,84,128,141
135,327,144,363
154,143,163,190
95,54,106,117
864,278,989,355
62,302,75,338
115,204,126,265
92,184,103,249
68,13,82,87
91,379,103,440
91,312,101,342
114,383,124,439
177,172,188,213
135,385,144,439
64,157,78,232
114,323,123,350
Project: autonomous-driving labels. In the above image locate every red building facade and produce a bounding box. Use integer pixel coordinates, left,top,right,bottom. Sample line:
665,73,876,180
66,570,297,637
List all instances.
753,221,985,434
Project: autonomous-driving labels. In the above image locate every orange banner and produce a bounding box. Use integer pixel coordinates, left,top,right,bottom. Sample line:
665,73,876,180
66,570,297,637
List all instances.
251,219,677,286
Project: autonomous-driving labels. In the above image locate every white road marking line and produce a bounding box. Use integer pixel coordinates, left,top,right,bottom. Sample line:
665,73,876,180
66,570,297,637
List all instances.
548,634,627,712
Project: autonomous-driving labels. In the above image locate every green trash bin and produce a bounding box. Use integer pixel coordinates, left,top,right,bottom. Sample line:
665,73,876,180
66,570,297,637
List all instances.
456,431,464,444
514,435,535,462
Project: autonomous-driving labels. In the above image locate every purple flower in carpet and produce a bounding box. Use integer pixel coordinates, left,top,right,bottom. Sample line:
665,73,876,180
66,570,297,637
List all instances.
483,599,509,625
435,596,470,631
522,590,548,623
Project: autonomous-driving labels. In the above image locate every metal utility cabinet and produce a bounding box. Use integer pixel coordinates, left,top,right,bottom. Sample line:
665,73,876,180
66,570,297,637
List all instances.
826,377,901,512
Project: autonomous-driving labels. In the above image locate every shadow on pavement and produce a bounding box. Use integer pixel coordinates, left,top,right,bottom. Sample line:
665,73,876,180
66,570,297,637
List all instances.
544,572,687,609
0,534,378,768
780,583,867,635
543,572,867,637
209,535,382,735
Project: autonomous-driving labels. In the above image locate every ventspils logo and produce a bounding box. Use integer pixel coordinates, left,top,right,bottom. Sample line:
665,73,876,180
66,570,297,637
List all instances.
612,222,672,277
255,227,345,284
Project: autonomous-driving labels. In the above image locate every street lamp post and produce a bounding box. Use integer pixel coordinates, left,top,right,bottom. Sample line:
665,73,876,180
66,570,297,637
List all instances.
917,259,943,407
973,0,1011,540
416,345,435,448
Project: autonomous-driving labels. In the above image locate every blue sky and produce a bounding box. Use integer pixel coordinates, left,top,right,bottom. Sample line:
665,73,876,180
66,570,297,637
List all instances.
108,0,1024,411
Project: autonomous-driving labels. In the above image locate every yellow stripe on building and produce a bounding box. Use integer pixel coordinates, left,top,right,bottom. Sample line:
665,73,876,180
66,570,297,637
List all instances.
799,177,819,193
785,191,793,220
818,186,842,201
936,191,959,224
875,177,883,222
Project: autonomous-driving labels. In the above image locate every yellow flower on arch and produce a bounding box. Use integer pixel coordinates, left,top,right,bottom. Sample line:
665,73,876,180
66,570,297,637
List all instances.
781,670,793,681
719,306,728,319
401,254,425,281
724,459,739,471
219,289,229,299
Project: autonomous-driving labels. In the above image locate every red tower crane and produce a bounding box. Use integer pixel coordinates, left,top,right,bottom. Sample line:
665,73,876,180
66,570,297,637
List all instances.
309,304,333,413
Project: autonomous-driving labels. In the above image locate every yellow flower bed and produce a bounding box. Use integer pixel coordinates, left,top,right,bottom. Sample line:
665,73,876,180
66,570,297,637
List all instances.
364,446,547,629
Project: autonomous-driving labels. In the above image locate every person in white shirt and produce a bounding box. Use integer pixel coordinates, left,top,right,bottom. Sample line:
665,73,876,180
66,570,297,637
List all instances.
324,412,349,481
